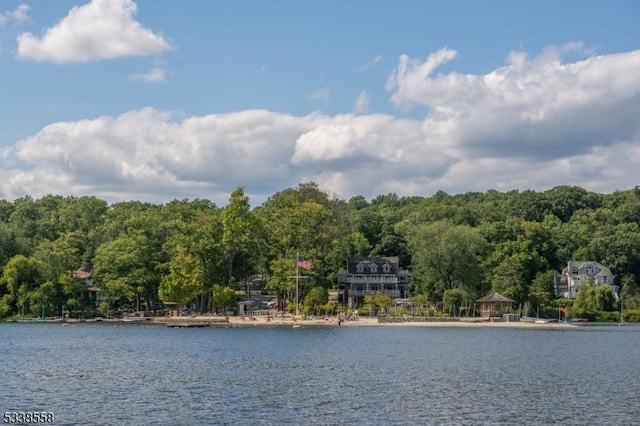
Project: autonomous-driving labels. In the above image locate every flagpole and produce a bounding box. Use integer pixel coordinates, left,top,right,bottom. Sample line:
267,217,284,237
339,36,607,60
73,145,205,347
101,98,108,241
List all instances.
296,251,299,315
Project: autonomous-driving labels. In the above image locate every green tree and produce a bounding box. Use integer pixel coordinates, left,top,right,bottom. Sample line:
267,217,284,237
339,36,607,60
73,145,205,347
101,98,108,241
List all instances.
222,187,262,286
29,280,61,318
161,201,225,312
158,247,203,316
619,275,640,309
303,286,328,314
573,282,616,315
0,254,44,317
257,183,346,289
33,232,85,283
264,256,298,311
405,221,489,301
443,288,470,316
490,254,531,303
528,270,557,315
94,232,161,312
211,284,237,314
363,292,393,316
545,185,601,222
0,222,20,268
8,196,40,253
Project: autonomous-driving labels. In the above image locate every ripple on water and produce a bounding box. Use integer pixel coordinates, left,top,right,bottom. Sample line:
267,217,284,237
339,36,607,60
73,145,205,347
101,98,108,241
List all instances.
1,323,640,425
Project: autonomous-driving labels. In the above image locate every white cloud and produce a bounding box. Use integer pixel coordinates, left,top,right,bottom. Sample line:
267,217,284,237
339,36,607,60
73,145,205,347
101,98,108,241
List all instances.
4,109,323,203
386,47,458,110
0,4,30,25
2,46,639,204
309,87,330,102
130,67,166,83
357,54,382,71
387,45,640,160
16,0,170,63
353,90,370,114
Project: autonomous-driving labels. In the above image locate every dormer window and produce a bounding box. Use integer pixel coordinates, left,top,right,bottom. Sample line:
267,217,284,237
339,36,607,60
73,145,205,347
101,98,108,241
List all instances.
586,266,594,275
370,264,378,273
382,263,391,273
356,264,364,273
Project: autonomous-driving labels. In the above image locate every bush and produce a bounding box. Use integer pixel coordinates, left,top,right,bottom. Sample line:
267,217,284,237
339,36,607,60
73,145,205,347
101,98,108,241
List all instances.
595,311,620,322
624,308,640,322
569,309,624,322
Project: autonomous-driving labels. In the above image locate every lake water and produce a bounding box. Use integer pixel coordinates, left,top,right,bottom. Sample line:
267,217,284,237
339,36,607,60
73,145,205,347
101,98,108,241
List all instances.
1,322,639,425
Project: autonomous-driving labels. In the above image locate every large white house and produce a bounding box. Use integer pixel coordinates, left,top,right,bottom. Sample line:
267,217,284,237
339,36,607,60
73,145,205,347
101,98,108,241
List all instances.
554,261,617,298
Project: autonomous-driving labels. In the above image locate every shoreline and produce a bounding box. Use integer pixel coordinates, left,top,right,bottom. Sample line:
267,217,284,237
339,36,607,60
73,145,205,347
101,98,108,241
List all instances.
7,315,622,330
150,315,582,329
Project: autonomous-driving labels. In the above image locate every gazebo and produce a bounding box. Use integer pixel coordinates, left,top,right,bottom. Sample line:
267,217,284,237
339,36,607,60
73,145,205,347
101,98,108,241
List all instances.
476,292,514,318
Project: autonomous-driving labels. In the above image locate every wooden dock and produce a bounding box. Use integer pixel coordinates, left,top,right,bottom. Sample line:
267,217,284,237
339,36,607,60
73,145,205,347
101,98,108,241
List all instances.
157,316,230,327
166,323,210,328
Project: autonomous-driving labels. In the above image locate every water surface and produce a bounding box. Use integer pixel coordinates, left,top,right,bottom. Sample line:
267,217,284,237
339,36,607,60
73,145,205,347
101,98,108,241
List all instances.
1,323,638,425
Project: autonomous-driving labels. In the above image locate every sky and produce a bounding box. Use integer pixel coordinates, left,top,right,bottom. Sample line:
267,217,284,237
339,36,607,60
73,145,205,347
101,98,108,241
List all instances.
0,0,639,206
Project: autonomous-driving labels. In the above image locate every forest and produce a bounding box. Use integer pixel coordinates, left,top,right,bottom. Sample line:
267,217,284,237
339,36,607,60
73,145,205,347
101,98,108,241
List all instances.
1,183,640,321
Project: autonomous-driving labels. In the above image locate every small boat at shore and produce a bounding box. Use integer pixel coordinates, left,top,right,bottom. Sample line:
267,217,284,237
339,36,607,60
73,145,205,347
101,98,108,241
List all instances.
14,317,64,323
534,319,560,324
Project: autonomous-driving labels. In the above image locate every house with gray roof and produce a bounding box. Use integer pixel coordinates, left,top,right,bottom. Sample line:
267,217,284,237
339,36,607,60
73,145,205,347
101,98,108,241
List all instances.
554,261,617,299
336,256,409,308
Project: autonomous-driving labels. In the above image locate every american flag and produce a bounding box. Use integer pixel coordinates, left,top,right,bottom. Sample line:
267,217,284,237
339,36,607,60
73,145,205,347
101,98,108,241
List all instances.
297,256,312,270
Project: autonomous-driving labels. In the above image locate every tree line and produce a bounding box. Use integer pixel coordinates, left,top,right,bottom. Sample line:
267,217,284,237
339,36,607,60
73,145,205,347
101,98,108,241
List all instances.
1,183,639,320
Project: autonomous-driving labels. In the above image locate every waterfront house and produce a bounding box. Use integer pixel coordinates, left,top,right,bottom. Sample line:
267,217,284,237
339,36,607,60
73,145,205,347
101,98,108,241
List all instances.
336,256,409,308
72,265,100,294
69,265,100,311
554,261,617,299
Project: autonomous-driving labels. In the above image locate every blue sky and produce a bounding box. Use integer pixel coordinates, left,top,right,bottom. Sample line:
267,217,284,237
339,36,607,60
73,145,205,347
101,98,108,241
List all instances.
1,0,639,205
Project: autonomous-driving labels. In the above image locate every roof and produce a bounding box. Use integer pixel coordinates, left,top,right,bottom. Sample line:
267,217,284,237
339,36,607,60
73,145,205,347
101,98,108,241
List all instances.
562,261,612,277
476,292,514,303
346,256,404,275
72,266,93,280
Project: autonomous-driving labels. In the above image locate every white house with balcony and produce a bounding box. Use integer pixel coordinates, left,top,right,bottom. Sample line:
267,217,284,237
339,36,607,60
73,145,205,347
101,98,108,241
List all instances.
554,261,617,299
337,256,409,307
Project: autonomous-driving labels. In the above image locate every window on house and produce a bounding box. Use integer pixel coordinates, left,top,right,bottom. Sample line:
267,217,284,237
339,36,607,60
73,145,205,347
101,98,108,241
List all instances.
370,264,378,272
603,276,608,283
587,266,594,275
382,263,391,273
370,285,378,292
355,285,364,292
356,264,364,273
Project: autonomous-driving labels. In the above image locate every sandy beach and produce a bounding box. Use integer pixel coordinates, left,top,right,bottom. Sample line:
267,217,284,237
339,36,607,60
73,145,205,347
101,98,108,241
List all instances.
152,315,579,329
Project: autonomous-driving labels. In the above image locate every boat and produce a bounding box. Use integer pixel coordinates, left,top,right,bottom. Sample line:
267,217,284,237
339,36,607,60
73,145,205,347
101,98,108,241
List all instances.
15,318,43,323
14,317,64,323
534,319,559,324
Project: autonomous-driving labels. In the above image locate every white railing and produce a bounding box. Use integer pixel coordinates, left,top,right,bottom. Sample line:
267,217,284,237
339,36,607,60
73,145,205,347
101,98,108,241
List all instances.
344,275,401,283
349,290,401,298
